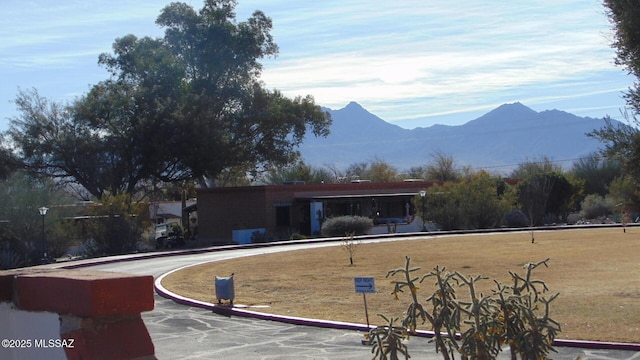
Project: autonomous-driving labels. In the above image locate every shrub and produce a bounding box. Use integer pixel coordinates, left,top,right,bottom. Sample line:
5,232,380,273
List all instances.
289,233,307,240
566,213,581,224
321,216,373,237
501,209,529,228
0,249,24,270
580,194,615,219
81,194,149,256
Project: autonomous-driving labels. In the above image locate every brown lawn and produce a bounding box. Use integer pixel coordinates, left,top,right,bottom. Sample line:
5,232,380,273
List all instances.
161,228,640,343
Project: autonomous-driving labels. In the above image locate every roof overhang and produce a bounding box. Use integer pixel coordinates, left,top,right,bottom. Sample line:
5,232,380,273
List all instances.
296,192,419,201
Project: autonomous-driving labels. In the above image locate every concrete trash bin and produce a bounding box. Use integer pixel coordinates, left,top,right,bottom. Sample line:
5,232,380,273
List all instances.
215,274,234,305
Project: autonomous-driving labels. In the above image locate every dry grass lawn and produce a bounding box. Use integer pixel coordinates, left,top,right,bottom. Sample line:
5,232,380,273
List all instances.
162,228,640,343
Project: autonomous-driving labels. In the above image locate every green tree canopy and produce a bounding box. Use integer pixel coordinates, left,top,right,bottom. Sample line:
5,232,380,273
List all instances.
587,103,640,195
262,160,334,184
417,171,513,230
509,156,563,180
517,172,573,226
569,153,621,196
0,171,76,268
0,136,19,180
604,0,640,113
424,151,460,181
7,0,331,197
342,158,400,183
81,194,150,256
588,1,640,194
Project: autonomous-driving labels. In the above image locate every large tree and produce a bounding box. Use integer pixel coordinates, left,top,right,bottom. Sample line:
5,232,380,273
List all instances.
342,159,401,183
8,86,161,198
604,0,640,113
589,1,640,184
517,172,573,226
424,151,460,181
7,0,330,197
509,156,563,180
0,171,76,268
569,153,621,197
142,0,330,186
0,136,19,180
261,160,334,185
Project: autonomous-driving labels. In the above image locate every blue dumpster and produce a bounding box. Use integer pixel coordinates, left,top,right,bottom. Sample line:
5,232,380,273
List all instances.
215,274,234,305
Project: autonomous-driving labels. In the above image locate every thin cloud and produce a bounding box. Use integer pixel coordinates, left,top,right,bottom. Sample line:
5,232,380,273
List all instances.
0,0,633,130
255,0,627,126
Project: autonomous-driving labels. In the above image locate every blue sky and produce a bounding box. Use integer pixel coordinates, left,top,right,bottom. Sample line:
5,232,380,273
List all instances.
0,0,634,131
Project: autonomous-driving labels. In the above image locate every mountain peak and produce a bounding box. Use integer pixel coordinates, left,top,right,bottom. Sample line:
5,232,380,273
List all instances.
305,101,406,143
300,101,611,171
467,102,538,127
343,101,365,111
335,101,373,118
490,102,537,116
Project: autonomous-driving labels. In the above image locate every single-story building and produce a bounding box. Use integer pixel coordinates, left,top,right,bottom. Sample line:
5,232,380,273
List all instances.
196,181,438,243
149,200,197,225
149,200,198,240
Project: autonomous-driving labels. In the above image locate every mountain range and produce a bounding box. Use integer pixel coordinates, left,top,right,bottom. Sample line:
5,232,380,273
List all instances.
299,102,613,174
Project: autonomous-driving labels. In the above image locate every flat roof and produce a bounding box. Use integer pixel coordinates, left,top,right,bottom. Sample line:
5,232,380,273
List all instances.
296,192,418,200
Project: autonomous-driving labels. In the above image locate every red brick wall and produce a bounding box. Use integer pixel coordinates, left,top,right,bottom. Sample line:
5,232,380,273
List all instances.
0,268,155,360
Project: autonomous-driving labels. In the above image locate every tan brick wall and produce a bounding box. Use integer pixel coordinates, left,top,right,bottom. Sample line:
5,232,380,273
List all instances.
197,182,438,243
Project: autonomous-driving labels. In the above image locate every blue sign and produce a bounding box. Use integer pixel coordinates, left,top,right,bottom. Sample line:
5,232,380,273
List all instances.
354,277,376,294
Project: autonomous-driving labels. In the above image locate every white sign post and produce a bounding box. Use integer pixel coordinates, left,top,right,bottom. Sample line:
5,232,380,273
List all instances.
354,277,376,330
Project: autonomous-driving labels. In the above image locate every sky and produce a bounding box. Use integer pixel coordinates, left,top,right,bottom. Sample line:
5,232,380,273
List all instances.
0,0,635,132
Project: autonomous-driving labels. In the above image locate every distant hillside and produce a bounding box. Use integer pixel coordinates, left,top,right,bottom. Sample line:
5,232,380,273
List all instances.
299,102,612,174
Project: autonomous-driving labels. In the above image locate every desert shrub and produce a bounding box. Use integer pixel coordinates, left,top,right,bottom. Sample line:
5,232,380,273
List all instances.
289,233,307,240
0,248,24,270
580,194,615,219
321,216,373,237
566,213,581,224
81,194,150,256
501,209,529,227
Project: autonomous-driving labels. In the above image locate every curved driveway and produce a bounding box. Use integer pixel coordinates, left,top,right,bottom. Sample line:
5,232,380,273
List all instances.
64,235,640,360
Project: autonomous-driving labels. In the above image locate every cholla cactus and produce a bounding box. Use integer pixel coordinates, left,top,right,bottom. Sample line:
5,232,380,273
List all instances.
369,315,410,360
387,256,427,334
456,274,502,360
494,258,561,360
421,266,461,360
370,257,560,360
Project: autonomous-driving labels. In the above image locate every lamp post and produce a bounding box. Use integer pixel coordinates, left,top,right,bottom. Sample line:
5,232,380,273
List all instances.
38,206,49,263
419,190,427,231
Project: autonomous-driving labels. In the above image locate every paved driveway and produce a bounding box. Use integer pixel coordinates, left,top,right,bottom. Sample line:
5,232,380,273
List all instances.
72,237,639,359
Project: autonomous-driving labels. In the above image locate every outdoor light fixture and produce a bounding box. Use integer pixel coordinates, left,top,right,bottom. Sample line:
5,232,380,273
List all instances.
38,206,49,216
419,190,427,231
39,206,49,263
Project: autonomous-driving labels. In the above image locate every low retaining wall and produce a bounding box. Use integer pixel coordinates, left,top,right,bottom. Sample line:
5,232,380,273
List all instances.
0,268,155,360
